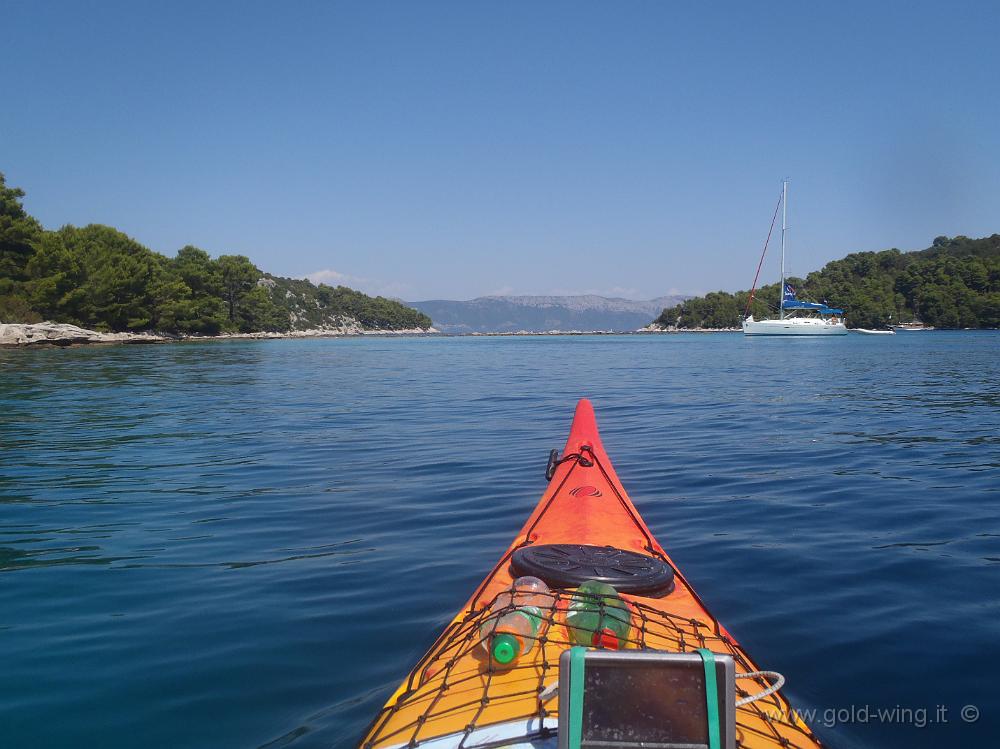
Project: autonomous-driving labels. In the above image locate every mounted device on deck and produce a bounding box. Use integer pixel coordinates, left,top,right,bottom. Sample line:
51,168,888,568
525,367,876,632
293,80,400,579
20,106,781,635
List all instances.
557,648,736,749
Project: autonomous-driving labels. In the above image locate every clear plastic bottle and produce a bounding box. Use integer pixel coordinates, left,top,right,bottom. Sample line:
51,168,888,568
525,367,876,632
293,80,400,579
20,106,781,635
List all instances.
565,580,632,649
479,576,552,665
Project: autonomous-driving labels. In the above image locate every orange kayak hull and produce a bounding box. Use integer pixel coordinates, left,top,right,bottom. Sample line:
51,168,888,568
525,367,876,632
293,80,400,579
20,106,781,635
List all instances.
361,399,823,748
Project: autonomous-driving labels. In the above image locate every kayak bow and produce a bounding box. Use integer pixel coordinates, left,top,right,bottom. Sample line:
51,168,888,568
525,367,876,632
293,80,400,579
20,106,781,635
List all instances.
361,399,823,748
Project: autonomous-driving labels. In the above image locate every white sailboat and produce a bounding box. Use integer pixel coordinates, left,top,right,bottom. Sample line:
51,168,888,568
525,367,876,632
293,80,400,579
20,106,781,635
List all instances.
742,181,847,336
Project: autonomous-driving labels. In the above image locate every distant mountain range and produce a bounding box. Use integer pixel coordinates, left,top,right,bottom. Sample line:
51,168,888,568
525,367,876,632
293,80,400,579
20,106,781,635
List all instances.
407,294,689,333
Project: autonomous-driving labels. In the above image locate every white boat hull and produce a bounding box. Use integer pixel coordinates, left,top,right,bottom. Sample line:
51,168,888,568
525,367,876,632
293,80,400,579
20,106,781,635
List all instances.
853,328,895,335
742,316,847,336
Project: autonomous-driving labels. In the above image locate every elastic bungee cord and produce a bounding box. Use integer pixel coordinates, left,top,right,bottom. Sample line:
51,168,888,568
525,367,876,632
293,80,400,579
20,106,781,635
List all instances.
735,671,787,707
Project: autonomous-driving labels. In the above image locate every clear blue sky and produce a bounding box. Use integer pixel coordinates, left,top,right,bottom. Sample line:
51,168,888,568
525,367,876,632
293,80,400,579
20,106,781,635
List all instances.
4,1,998,300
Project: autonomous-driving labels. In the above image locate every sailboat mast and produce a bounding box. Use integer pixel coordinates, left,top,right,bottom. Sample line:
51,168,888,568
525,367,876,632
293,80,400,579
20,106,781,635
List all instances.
779,180,787,320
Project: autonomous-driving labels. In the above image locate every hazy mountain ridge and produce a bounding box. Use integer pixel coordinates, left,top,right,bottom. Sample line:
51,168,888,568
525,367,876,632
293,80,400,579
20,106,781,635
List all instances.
477,295,684,313
408,294,689,333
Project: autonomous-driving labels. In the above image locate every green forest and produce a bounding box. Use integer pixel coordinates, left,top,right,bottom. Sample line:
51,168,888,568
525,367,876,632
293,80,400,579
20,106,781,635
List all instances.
0,173,432,334
654,235,1000,329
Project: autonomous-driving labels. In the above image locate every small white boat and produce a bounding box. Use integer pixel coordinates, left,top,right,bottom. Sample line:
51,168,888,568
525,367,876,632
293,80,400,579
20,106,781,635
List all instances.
893,322,934,331
852,328,895,335
742,181,847,336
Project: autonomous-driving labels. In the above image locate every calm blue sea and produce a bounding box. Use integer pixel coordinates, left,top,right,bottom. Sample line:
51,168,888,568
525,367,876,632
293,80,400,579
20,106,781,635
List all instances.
1,332,998,748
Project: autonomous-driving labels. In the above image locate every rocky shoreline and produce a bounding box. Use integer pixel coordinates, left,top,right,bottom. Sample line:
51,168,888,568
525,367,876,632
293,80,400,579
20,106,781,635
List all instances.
638,324,741,333
0,321,744,347
0,322,438,347
464,328,739,336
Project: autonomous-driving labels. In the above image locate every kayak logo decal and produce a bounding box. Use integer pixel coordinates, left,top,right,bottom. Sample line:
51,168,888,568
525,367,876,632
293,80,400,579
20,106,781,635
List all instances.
569,485,602,498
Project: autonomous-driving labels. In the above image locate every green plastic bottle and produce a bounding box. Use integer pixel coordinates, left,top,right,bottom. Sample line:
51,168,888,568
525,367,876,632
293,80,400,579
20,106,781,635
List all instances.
565,580,632,649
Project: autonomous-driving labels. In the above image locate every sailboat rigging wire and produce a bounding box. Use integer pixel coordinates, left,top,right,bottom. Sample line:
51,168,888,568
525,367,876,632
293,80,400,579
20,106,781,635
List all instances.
743,189,784,320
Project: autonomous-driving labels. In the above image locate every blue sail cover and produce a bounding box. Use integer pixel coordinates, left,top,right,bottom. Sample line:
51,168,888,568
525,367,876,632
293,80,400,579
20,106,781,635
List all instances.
781,302,844,314
781,284,842,314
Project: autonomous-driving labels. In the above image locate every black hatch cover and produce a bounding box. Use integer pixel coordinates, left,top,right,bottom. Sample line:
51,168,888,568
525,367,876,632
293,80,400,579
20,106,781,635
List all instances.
511,543,675,597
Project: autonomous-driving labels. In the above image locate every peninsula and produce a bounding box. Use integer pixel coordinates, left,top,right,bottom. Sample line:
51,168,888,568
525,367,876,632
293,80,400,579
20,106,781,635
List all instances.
650,235,1000,330
0,173,433,340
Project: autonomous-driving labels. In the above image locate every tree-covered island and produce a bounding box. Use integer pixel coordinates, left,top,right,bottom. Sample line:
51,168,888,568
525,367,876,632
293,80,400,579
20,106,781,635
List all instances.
0,173,432,335
653,235,1000,330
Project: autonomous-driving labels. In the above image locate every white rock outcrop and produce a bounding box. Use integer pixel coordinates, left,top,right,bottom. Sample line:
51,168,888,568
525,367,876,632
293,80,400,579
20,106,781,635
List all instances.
0,322,165,346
